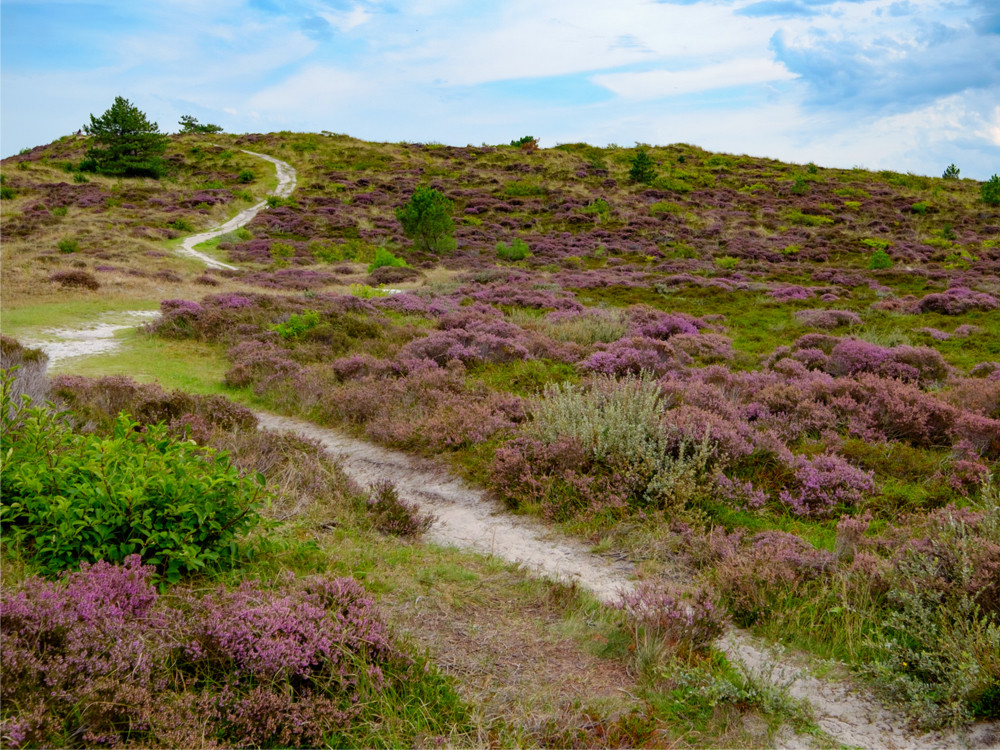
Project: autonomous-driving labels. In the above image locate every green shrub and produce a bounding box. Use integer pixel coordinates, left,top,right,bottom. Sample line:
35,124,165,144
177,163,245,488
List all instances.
628,149,657,185
714,255,738,270
273,310,322,340
238,169,254,183
1,185,15,200
581,198,611,218
395,186,455,253
786,210,834,227
57,238,78,254
942,164,960,180
496,237,531,261
791,176,809,195
509,135,537,148
169,218,194,232
869,249,893,269
72,172,89,183
0,378,266,581
982,174,1000,206
911,201,929,214
368,246,408,272
270,241,295,268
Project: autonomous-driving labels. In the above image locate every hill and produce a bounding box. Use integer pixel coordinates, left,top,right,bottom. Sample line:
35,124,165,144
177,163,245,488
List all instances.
1,132,999,748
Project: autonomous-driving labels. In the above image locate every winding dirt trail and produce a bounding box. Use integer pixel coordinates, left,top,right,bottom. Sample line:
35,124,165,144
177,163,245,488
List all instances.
176,149,297,269
20,147,999,748
25,150,297,363
256,411,1000,750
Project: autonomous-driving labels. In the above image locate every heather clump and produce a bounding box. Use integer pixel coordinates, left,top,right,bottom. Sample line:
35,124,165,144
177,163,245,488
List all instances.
777,452,875,517
825,338,948,384
714,531,834,626
860,494,1000,726
616,582,728,655
364,479,434,536
1,558,461,748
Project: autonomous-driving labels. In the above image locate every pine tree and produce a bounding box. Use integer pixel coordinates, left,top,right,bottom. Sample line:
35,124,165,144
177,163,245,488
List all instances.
84,97,168,178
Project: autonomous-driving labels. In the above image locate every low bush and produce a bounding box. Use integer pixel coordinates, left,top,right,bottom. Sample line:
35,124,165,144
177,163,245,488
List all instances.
496,237,531,261
0,378,266,581
367,245,408,273
364,479,433,536
616,582,727,655
49,269,99,290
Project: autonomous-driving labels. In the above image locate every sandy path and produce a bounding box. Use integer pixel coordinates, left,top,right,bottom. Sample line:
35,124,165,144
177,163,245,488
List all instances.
256,410,1000,750
23,310,160,367
254,411,635,601
176,149,297,270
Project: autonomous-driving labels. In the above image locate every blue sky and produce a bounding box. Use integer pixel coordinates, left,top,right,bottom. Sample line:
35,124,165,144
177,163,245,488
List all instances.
2,0,999,179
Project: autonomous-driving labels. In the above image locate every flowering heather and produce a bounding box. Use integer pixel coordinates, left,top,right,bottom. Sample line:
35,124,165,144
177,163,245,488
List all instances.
770,285,814,301
778,452,875,516
825,338,948,384
0,558,427,749
916,286,998,315
615,582,727,652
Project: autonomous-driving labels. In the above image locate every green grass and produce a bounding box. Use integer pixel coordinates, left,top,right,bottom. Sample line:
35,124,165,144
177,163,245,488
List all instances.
53,331,233,395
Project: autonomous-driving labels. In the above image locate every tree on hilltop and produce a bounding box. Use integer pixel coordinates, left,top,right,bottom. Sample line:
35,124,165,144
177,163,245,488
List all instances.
179,115,223,134
83,96,168,178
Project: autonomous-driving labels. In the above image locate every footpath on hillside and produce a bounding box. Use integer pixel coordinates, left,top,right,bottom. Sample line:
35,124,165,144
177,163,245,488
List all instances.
23,149,1000,750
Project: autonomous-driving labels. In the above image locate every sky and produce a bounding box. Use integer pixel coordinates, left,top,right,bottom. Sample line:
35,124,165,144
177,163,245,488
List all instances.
2,0,999,179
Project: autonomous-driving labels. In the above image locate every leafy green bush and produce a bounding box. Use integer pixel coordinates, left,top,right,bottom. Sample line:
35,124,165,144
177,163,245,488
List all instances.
496,237,531,261
982,174,1000,206
396,187,455,253
169,218,194,232
628,149,657,185
942,164,960,180
1,185,16,200
238,169,254,183
72,171,89,183
714,255,738,270
56,238,78,254
368,246,408,273
869,249,893,269
273,310,322,340
0,378,267,581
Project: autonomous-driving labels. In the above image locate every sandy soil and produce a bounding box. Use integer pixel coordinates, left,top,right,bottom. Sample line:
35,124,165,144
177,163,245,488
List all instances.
24,310,160,366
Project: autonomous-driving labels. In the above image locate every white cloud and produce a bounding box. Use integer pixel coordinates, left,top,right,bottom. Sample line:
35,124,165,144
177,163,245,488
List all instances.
592,58,798,99
246,65,368,116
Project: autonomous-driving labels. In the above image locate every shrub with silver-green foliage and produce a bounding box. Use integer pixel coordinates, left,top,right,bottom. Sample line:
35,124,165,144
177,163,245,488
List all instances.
528,373,713,510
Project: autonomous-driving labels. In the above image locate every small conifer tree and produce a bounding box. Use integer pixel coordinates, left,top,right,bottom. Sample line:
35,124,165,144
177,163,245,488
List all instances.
83,97,168,178
396,187,456,253
628,148,657,185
